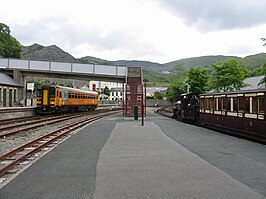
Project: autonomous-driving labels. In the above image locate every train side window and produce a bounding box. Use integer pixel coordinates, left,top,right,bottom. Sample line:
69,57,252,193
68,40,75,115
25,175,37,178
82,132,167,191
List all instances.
258,97,264,114
210,98,214,110
252,97,258,113
226,98,231,111
200,98,205,109
60,92,62,98
238,97,245,112
233,97,238,112
78,94,81,99
244,97,250,113
68,93,71,98
218,98,222,110
222,98,227,110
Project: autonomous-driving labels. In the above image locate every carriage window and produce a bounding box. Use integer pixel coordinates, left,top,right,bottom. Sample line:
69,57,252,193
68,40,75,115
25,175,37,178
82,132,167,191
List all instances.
68,93,71,98
218,98,222,110
238,97,245,112
200,98,204,109
226,98,231,111
233,97,238,112
252,97,257,113
210,98,214,110
222,98,227,110
244,97,250,113
258,97,264,114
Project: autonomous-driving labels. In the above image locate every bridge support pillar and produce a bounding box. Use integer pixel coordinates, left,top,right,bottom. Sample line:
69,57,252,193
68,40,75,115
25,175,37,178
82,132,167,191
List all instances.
13,70,27,106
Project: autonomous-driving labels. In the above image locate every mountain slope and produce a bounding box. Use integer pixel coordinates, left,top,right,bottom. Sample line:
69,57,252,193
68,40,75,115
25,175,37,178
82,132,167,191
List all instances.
22,44,78,62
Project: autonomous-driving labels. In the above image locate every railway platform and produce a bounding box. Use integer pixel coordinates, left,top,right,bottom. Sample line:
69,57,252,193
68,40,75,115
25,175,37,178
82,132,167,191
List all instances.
1,108,266,199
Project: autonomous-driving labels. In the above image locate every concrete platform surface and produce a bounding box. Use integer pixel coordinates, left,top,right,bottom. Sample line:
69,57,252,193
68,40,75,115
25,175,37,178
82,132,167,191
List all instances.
1,108,266,199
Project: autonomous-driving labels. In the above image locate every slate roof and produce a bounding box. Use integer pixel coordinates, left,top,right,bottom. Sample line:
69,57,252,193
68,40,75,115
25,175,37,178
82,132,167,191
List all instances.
0,73,23,87
242,76,265,90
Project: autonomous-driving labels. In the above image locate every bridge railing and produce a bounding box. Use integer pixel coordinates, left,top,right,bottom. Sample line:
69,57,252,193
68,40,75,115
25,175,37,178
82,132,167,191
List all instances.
0,58,127,77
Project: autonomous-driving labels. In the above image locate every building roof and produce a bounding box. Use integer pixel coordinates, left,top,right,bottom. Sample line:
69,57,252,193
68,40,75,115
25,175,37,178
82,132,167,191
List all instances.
0,73,23,87
242,76,265,90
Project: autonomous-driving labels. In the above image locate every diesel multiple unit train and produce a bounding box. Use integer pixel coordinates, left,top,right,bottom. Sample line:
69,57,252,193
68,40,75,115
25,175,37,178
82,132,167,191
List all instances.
173,89,266,141
36,85,99,114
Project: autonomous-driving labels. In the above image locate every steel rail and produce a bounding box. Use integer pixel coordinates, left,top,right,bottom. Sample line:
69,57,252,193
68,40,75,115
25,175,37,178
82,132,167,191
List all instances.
0,116,102,176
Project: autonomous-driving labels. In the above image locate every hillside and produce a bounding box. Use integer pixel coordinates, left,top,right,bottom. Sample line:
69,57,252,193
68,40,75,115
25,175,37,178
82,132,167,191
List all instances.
21,43,266,86
22,44,78,63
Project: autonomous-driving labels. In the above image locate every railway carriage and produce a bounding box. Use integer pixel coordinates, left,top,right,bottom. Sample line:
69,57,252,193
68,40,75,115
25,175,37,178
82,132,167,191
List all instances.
36,85,99,114
199,89,266,139
173,89,266,141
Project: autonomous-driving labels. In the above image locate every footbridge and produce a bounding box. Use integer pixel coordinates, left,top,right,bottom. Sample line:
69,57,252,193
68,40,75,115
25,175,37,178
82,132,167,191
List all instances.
0,58,127,83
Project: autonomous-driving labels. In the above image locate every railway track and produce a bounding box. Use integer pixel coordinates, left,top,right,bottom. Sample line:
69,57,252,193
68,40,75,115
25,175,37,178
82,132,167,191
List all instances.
0,110,120,178
0,109,120,139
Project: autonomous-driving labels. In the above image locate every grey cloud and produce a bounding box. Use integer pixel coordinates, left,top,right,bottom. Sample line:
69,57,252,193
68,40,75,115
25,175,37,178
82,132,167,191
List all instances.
12,17,161,59
159,0,266,31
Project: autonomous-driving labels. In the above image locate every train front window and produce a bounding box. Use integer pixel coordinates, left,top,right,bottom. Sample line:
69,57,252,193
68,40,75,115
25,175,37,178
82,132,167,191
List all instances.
37,88,42,97
258,97,264,114
50,87,56,98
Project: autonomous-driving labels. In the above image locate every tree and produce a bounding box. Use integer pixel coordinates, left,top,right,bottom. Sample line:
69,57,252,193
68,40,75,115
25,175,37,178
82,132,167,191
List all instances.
186,66,210,94
0,23,22,58
103,86,111,96
154,91,164,100
258,63,266,87
166,80,186,102
211,58,249,91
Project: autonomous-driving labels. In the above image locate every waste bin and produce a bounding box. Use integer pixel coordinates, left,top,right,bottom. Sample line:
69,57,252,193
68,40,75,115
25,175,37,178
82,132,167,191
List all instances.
134,105,138,120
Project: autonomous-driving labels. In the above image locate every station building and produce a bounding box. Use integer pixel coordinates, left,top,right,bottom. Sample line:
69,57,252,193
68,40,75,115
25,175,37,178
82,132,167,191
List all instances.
0,73,23,107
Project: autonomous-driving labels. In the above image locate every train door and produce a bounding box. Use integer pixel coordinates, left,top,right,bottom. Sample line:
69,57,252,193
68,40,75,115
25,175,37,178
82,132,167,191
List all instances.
3,88,7,107
56,89,62,106
9,89,12,107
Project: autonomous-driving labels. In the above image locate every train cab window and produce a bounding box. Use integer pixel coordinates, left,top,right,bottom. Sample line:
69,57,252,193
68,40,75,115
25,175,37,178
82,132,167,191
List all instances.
238,97,245,112
258,97,264,114
37,88,42,97
50,87,56,98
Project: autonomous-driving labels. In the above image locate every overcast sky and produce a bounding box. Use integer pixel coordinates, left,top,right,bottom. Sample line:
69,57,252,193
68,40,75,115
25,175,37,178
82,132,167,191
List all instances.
1,0,266,63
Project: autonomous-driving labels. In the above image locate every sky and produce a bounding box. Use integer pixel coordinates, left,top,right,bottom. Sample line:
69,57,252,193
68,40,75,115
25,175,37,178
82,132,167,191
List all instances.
1,0,266,63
